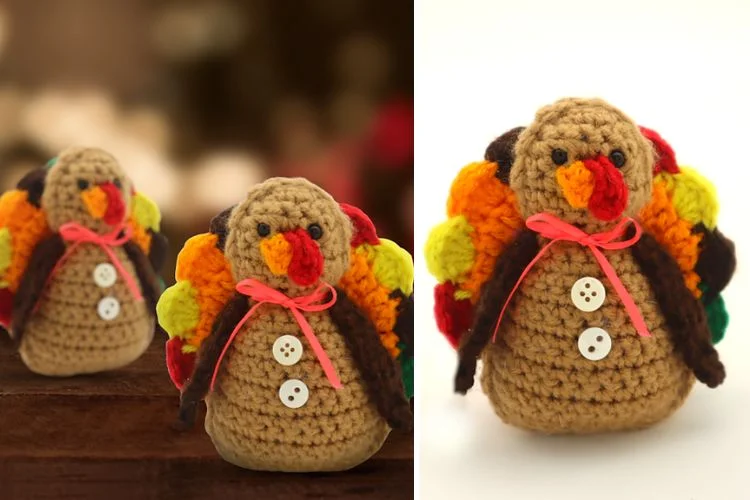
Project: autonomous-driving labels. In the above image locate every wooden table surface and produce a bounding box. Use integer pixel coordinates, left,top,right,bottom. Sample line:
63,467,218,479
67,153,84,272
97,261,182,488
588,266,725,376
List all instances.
0,335,414,500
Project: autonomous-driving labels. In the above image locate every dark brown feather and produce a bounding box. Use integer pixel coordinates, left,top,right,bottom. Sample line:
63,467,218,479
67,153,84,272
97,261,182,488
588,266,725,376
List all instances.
484,127,526,184
391,290,414,357
178,292,249,427
123,241,162,314
455,228,539,394
694,224,736,302
146,230,169,274
16,168,48,208
330,288,413,431
631,230,725,387
11,234,67,345
209,206,235,251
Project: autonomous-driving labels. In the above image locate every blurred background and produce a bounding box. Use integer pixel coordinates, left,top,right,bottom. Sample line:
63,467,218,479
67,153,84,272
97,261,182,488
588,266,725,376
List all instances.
0,0,414,284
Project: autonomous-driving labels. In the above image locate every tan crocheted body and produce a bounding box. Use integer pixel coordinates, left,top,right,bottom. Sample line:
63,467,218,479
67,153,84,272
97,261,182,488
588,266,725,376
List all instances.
205,302,390,472
19,243,153,376
481,239,694,434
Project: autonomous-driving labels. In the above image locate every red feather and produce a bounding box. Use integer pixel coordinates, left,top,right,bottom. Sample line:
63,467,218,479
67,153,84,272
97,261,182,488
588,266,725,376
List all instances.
340,203,380,247
166,337,196,390
0,288,13,330
434,282,474,349
640,126,679,175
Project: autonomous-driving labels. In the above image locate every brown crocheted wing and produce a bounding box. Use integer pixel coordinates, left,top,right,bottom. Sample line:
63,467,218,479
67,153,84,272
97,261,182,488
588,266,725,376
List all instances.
637,128,735,343
337,204,414,399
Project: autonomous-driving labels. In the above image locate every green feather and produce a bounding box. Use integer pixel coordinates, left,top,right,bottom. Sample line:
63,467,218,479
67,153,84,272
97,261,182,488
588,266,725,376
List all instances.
398,342,413,400
700,283,729,345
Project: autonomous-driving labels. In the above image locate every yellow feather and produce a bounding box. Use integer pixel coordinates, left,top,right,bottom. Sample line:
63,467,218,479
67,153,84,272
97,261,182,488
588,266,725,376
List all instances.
0,228,11,283
366,239,414,296
424,215,475,283
666,167,719,229
131,192,162,232
156,281,200,341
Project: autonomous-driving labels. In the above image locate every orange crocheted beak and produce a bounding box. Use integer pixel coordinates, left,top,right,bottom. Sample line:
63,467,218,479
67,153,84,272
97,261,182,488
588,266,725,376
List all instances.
260,229,324,286
81,182,126,226
556,155,628,221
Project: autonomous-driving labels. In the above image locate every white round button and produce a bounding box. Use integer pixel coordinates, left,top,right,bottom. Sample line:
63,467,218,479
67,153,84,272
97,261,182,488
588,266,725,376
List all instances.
577,327,612,361
93,263,118,288
97,297,121,321
279,379,309,409
571,277,606,312
272,335,304,366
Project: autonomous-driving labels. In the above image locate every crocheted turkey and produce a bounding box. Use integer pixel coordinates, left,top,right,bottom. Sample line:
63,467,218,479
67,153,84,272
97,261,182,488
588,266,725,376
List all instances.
0,147,167,376
426,98,735,433
157,177,413,472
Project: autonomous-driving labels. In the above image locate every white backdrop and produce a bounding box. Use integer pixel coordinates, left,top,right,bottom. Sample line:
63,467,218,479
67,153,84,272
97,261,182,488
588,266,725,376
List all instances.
414,1,750,499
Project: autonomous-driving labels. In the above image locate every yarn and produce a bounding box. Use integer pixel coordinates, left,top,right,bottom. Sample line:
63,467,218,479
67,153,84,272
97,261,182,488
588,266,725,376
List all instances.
424,215,475,284
367,238,414,295
639,126,679,175
702,287,729,345
339,246,401,358
1,147,166,376
259,233,293,275
81,186,109,219
442,98,732,434
670,167,719,229
583,155,629,222
434,281,473,348
630,231,724,387
0,228,10,279
556,160,595,208
174,233,235,351
694,225,736,303
445,161,523,301
639,179,702,296
341,203,380,247
284,228,324,286
131,191,162,232
484,127,526,184
156,280,200,340
0,190,51,292
165,177,413,472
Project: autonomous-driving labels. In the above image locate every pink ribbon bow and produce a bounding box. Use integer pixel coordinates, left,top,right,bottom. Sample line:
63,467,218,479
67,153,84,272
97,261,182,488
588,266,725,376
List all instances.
57,222,143,301
492,212,650,342
210,279,341,392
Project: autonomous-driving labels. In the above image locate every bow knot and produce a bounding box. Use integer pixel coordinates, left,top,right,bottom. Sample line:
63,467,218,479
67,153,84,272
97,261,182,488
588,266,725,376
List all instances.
210,279,341,392
53,222,143,301
492,212,650,342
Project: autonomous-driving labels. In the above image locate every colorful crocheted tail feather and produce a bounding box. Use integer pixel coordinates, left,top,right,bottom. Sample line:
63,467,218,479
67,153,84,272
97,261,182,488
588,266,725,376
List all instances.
0,162,164,330
338,204,414,399
426,127,732,348
158,203,415,398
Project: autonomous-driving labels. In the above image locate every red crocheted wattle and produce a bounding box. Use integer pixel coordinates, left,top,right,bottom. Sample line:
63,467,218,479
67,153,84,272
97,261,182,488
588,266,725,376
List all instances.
340,203,380,247
434,282,473,349
166,337,196,390
101,182,127,227
285,229,324,286
639,126,680,175
584,155,628,222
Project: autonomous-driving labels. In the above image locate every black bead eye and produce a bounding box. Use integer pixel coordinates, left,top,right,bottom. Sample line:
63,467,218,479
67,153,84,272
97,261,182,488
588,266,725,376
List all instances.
551,149,568,166
609,150,626,168
113,178,122,189
77,179,90,190
257,223,271,237
307,223,323,240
